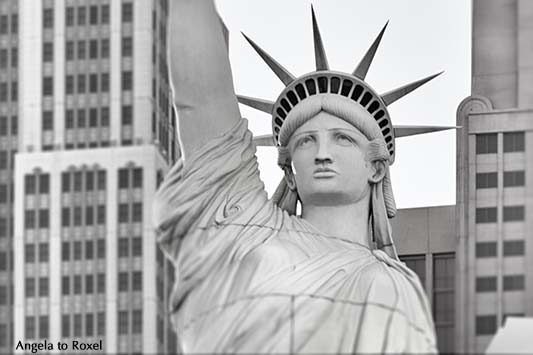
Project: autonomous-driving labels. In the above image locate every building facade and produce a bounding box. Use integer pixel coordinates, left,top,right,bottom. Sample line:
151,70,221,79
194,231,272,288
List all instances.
11,0,179,353
456,0,533,353
0,0,19,352
392,205,456,354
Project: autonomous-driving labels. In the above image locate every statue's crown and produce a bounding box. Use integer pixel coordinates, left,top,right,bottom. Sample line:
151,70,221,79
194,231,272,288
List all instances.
238,6,449,164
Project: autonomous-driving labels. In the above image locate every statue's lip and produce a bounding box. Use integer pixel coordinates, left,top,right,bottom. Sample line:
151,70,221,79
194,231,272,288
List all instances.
313,167,338,176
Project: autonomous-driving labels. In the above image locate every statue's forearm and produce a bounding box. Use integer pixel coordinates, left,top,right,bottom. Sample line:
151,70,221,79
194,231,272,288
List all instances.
169,0,241,158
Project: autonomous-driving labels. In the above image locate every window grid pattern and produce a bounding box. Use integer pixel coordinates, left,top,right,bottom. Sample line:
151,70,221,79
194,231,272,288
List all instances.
0,3,18,350
63,1,111,150
60,167,106,343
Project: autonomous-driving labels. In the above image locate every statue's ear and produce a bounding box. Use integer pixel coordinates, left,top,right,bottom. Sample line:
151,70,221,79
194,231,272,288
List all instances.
368,160,386,184
284,167,297,191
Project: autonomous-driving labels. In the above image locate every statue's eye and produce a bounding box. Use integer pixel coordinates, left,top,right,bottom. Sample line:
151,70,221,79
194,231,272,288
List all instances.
297,135,315,148
335,133,354,145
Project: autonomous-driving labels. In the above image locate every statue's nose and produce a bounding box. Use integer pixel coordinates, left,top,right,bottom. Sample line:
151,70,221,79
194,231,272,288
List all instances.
315,141,333,165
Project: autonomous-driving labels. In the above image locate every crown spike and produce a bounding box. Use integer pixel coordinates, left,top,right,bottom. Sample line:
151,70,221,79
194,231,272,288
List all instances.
241,32,296,86
394,125,459,138
311,5,329,71
237,95,275,114
381,71,443,106
352,21,388,80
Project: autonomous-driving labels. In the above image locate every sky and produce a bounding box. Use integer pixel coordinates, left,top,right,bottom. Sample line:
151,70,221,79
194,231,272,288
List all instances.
215,0,471,208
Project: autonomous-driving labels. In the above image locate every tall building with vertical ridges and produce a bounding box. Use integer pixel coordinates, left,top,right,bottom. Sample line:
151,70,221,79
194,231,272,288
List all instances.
0,0,18,353
11,0,179,353
456,0,533,352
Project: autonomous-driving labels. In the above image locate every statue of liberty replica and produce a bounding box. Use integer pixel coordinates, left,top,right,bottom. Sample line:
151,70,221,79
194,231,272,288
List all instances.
154,1,449,353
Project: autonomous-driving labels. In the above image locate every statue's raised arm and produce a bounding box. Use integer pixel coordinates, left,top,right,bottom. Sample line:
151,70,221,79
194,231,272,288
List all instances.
169,0,240,157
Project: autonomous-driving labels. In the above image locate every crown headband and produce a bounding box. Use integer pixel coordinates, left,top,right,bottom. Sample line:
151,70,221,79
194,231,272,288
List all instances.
237,6,451,165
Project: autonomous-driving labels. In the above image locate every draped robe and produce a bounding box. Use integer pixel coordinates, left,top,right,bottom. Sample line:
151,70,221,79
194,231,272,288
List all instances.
153,119,437,353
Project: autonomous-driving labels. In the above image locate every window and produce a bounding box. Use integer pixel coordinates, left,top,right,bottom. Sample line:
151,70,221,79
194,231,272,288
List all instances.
66,7,75,26
503,132,525,152
132,203,142,222
89,6,98,25
74,171,82,191
62,242,70,261
122,71,132,91
97,205,106,224
62,315,70,337
74,314,82,337
86,313,94,337
0,116,5,136
89,74,98,93
122,3,133,23
97,273,105,293
86,207,94,225
504,170,525,187
85,240,94,259
132,271,142,291
73,241,82,260
0,50,5,68
11,49,17,68
476,207,497,223
118,204,129,223
122,105,132,125
11,13,18,34
400,254,426,287
89,39,98,59
101,5,109,24
98,170,106,189
97,312,105,336
38,242,49,262
65,110,74,129
25,210,35,229
101,73,109,92
25,175,36,194
62,276,70,295
77,6,86,26
503,275,524,291
39,209,49,228
77,74,86,93
0,286,6,305
26,316,35,339
0,83,6,102
66,75,74,94
73,207,82,226
118,311,128,335
118,169,129,188
43,42,53,62
0,151,6,169
0,16,6,34
43,9,54,29
118,272,128,292
66,41,74,60
97,239,105,258
101,107,109,126
39,277,49,297
61,208,70,227
73,275,81,294
0,184,5,203
132,168,142,188
503,240,525,256
476,315,497,335
132,237,142,256
101,39,109,58
476,242,497,258
11,81,17,101
85,275,93,294
118,238,129,257
476,133,497,154
132,310,142,333
39,316,49,339
476,172,497,189
476,276,497,292
25,244,35,263
122,37,133,57
43,77,53,96
503,206,525,222
26,278,35,297
42,111,53,130
77,40,86,59
0,251,5,270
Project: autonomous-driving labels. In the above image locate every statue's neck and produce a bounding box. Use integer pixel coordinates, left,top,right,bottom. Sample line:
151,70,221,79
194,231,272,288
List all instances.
301,195,371,247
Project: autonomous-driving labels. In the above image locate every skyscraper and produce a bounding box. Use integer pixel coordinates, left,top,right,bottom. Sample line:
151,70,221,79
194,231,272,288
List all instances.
0,0,19,352
11,0,179,353
456,0,533,352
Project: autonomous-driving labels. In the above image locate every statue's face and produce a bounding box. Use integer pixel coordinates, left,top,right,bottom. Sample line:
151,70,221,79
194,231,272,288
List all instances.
287,111,373,206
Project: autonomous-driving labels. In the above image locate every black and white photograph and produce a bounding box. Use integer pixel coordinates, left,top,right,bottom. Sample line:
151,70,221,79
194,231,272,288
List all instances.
0,0,532,354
